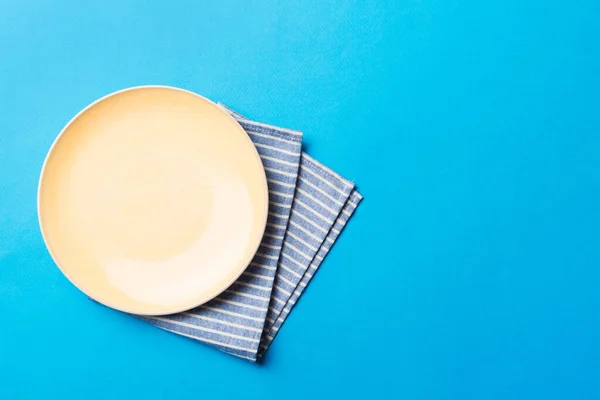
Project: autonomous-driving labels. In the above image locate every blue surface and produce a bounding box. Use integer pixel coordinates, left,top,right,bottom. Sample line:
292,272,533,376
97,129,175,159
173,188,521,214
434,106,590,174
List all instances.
1,1,599,398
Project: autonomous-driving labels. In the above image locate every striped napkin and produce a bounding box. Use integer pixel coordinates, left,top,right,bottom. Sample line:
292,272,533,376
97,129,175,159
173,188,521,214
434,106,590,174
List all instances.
139,105,362,361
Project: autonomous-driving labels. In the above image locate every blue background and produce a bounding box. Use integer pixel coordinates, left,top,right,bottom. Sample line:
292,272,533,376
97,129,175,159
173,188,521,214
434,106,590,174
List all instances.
1,1,599,398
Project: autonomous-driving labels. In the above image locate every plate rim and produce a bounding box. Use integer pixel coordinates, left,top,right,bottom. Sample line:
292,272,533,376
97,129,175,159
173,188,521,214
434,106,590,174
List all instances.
37,85,269,316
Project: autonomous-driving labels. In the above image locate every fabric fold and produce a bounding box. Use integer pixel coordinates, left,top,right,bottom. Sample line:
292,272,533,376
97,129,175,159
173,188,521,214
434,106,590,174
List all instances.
137,104,361,362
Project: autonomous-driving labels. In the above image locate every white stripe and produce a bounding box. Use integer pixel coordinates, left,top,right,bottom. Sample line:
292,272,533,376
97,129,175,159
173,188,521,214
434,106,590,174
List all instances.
230,281,271,292
264,167,296,178
150,317,259,343
314,253,324,261
299,281,307,288
222,350,255,362
276,273,296,288
300,163,351,194
331,227,341,235
285,242,313,261
212,297,265,311
300,177,345,206
158,326,256,353
271,296,286,305
249,262,277,270
267,178,295,188
288,219,322,242
295,198,335,224
291,208,328,234
239,119,302,137
243,271,274,281
279,263,302,280
270,201,291,208
255,251,278,260
342,208,354,217
266,317,275,324
286,230,319,252
182,313,262,333
250,131,300,146
268,211,289,219
217,104,244,118
349,195,362,206
260,243,281,251
274,284,292,297
296,187,340,215
254,142,298,156
259,153,298,166
280,254,305,276
301,154,354,188
267,222,287,230
270,190,293,199
199,304,263,322
263,232,284,240
268,306,277,314
225,289,270,301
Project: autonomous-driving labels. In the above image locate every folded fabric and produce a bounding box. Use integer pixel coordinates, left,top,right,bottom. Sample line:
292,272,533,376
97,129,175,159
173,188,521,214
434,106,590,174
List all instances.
139,105,362,362
259,188,362,357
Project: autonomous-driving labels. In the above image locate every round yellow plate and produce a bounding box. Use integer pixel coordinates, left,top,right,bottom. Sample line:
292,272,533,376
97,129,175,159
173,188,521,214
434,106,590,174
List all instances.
38,86,268,315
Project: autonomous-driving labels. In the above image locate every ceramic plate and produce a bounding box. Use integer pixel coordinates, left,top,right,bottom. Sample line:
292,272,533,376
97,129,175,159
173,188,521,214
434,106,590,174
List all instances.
38,86,268,315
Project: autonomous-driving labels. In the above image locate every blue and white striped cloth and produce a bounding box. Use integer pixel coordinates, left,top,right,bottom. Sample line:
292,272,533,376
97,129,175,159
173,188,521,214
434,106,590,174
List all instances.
139,105,362,361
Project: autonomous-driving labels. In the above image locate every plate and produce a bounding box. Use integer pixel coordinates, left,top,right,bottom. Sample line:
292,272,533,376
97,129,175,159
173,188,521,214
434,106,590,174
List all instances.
38,86,268,315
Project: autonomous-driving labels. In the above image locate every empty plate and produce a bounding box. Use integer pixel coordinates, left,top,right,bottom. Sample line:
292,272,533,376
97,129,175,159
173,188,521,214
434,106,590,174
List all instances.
38,86,268,315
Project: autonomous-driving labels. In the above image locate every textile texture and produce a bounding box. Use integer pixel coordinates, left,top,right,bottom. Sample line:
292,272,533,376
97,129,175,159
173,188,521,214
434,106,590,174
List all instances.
139,105,362,362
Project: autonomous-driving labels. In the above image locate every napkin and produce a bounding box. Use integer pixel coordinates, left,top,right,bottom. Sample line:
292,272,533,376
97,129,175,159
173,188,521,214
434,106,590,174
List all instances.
139,105,362,361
